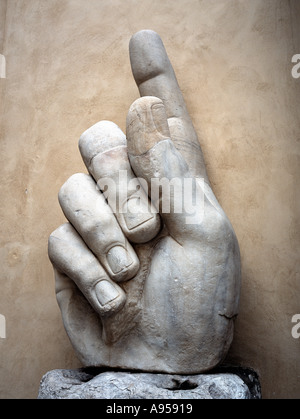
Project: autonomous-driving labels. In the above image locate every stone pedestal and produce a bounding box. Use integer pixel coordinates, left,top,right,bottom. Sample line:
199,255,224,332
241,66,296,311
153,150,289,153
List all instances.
38,366,261,399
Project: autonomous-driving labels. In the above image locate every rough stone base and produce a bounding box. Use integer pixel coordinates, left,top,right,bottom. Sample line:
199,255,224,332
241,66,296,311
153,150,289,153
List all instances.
38,367,261,399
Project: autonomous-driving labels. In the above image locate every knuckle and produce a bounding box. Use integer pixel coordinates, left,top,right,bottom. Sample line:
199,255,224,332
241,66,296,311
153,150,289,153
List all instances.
58,173,89,199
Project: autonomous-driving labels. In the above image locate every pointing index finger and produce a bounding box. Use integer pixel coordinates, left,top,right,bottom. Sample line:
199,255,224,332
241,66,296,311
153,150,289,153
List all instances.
129,30,208,183
130,30,185,120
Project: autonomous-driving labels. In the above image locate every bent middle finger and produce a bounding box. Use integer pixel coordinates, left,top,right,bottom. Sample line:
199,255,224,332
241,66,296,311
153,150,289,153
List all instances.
79,121,161,244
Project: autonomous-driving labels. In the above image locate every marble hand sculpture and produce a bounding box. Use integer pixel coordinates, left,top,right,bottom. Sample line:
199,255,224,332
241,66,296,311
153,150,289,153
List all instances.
48,30,241,374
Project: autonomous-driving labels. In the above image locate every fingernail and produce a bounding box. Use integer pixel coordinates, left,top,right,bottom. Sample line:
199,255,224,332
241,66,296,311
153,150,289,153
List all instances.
95,280,120,306
107,246,133,274
123,197,154,230
127,97,170,156
151,102,170,137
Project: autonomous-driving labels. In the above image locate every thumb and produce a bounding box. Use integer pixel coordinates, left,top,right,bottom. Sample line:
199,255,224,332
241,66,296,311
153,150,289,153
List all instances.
126,96,204,242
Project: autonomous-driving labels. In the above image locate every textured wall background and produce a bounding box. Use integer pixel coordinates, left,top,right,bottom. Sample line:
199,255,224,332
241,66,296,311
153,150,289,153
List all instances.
0,0,299,398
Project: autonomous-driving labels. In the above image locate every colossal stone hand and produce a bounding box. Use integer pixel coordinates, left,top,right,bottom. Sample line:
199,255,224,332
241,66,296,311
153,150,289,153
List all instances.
48,30,241,374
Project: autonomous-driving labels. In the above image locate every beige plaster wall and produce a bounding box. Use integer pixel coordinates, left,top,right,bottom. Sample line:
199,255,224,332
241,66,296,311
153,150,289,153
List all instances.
0,0,299,398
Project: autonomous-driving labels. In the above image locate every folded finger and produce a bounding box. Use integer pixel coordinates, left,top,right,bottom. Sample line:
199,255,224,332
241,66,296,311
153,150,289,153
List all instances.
48,223,126,317
58,173,139,282
79,121,161,243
